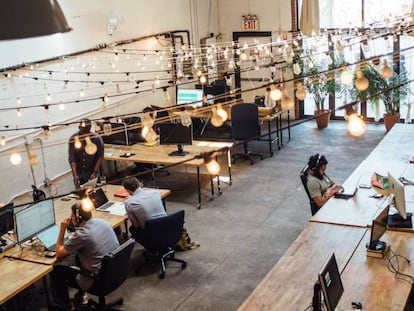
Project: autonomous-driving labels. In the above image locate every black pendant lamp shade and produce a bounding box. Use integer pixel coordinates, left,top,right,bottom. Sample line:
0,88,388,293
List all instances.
0,0,72,40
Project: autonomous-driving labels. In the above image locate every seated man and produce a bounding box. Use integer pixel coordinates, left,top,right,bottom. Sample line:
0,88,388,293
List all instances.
307,153,342,209
51,201,119,311
122,176,167,244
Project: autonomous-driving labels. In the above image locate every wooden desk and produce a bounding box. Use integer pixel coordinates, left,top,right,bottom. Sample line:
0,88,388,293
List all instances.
104,140,233,209
0,257,52,305
0,184,171,306
340,230,414,310
238,222,367,311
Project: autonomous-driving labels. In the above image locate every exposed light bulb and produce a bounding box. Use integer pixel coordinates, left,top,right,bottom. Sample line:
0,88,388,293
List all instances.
180,110,192,127
10,151,22,165
270,87,282,101
103,94,109,103
240,52,248,61
17,108,22,117
355,70,369,91
28,146,39,166
199,75,207,84
59,101,65,110
295,83,307,100
0,136,5,146
340,68,353,85
347,112,366,137
216,104,228,122
81,197,94,211
103,122,112,135
204,156,220,175
74,136,82,149
293,63,301,75
84,136,97,155
142,126,157,142
16,97,22,104
210,108,225,127
46,93,51,101
381,60,393,79
80,89,85,97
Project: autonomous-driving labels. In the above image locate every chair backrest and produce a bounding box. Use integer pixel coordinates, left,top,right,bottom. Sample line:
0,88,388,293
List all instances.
89,238,135,296
140,210,185,253
230,103,261,141
300,165,320,216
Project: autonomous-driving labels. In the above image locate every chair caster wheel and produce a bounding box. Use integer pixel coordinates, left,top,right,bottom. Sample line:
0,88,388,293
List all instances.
182,262,187,269
159,272,165,279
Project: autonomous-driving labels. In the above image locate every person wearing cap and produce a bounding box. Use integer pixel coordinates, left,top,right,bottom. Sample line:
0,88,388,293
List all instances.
68,119,104,188
307,153,342,208
51,201,119,310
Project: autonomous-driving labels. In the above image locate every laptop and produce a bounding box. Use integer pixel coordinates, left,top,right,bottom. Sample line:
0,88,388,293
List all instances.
334,176,361,199
88,188,124,212
37,224,60,251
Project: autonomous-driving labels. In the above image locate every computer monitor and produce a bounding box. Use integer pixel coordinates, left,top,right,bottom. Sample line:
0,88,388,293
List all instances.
176,88,203,107
368,204,390,251
14,198,55,244
102,122,144,145
159,122,193,156
0,203,14,244
387,172,411,228
313,253,344,311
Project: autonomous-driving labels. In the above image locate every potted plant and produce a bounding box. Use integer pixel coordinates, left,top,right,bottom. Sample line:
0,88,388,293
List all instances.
292,50,344,129
352,61,409,131
302,57,343,129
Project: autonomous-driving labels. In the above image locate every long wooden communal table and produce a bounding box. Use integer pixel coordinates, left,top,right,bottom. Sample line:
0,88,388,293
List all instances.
238,222,368,310
311,123,414,227
340,230,414,310
0,257,52,306
0,184,170,305
239,124,414,310
104,140,233,209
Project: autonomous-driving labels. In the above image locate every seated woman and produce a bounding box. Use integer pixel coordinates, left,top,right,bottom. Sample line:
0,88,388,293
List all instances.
307,154,342,208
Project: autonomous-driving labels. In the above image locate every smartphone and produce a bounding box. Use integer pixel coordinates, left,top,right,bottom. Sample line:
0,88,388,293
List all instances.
359,184,371,189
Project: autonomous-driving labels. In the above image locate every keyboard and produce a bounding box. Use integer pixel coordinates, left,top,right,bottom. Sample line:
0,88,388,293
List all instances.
97,201,116,211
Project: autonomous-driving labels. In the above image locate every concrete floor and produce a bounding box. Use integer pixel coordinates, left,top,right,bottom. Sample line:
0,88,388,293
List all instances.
16,120,387,311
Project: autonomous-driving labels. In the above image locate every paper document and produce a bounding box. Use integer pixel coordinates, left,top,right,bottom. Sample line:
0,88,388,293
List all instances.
107,203,126,216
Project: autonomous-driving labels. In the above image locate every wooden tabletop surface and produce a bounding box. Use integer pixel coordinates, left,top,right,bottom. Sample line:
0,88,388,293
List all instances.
104,140,233,167
0,257,52,305
238,222,367,311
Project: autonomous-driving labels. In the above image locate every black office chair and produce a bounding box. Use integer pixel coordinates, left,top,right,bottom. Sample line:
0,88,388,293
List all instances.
300,165,320,216
230,103,264,165
136,210,187,279
84,238,135,310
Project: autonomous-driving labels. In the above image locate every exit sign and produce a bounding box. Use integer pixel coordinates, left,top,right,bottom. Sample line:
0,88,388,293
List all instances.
242,15,259,31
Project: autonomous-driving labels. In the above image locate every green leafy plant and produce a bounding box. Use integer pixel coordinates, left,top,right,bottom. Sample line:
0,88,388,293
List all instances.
351,62,409,116
293,50,345,114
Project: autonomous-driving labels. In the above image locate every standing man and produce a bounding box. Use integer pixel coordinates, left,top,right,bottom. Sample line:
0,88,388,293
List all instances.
122,176,167,243
52,201,119,310
68,119,104,188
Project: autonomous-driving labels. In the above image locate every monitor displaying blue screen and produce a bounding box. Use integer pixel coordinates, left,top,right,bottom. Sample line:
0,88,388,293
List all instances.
177,88,203,107
15,198,55,244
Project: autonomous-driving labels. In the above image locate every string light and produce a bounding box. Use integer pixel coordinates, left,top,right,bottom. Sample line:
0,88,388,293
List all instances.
80,89,85,97
340,67,353,85
355,69,369,91
180,110,192,127
345,106,366,137
204,153,220,175
84,136,98,155
216,104,228,122
16,108,22,117
295,83,307,101
269,85,282,101
59,101,65,110
74,136,82,149
381,59,393,79
10,150,22,165
0,136,6,146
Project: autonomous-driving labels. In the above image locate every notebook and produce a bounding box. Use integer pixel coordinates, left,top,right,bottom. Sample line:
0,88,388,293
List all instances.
334,176,361,199
37,224,60,251
88,188,124,212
